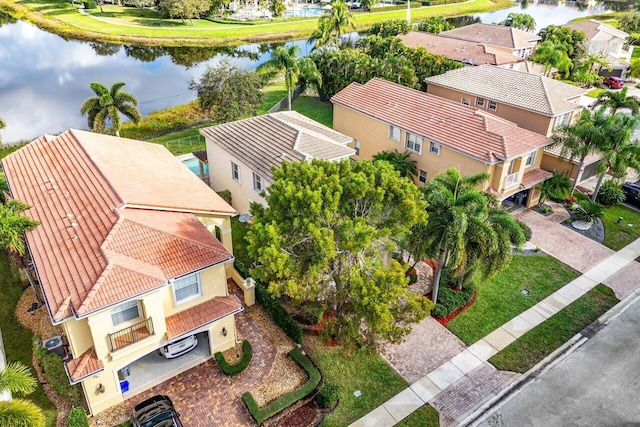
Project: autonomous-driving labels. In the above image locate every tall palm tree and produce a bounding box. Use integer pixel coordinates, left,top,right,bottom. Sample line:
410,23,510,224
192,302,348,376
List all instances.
505,12,536,32
80,81,141,137
410,168,490,304
258,45,321,111
0,199,39,257
308,18,336,50
596,87,640,116
532,41,572,77
320,1,355,43
0,362,45,427
372,149,418,180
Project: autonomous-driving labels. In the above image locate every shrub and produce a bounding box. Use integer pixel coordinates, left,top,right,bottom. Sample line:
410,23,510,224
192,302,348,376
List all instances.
368,19,411,37
574,199,605,222
596,181,625,206
83,0,97,9
67,407,89,427
516,220,532,241
34,339,82,405
214,340,252,376
541,173,571,203
408,273,418,284
242,348,321,424
217,189,232,205
432,285,474,319
316,383,339,409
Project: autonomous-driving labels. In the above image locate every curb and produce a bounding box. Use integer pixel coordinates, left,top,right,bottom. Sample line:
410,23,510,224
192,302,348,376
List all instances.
459,287,640,427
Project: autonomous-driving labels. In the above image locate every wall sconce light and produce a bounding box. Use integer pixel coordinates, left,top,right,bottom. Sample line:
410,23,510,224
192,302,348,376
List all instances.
222,327,227,337
97,383,105,394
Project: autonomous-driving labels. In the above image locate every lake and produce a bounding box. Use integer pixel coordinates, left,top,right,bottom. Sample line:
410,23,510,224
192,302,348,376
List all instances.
0,2,612,143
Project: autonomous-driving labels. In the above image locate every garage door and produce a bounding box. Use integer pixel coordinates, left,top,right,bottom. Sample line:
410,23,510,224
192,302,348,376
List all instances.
580,161,600,181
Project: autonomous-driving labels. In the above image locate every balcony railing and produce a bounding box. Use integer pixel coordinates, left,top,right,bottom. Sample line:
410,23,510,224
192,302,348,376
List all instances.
505,172,520,189
109,318,154,352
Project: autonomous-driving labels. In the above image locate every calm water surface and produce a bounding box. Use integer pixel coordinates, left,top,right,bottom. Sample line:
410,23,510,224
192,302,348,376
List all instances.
0,3,612,143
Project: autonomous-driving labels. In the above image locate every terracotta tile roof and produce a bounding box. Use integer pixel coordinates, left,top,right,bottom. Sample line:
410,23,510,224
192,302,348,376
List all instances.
544,144,601,165
440,23,541,49
521,168,553,188
425,65,587,116
65,346,104,384
2,130,234,323
165,296,243,340
331,78,551,163
200,111,354,181
565,20,629,42
398,31,522,66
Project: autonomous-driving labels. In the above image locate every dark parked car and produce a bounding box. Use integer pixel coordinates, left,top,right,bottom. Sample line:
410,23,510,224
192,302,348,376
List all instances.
131,395,183,427
622,182,640,207
603,76,624,89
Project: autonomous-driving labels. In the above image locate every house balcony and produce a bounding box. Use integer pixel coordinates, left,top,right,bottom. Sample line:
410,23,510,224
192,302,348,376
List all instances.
109,318,155,352
504,172,520,189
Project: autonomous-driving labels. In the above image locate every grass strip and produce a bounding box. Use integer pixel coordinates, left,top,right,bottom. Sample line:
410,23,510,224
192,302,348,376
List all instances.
395,405,439,426
489,284,618,373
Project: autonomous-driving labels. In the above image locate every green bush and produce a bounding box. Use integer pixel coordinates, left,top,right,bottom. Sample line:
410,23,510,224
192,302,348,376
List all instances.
83,0,97,9
596,181,625,206
242,348,321,424
574,199,605,222
67,407,89,427
214,340,252,376
34,339,82,406
541,174,571,203
316,383,339,409
217,189,233,205
517,219,532,241
432,285,474,319
408,273,418,284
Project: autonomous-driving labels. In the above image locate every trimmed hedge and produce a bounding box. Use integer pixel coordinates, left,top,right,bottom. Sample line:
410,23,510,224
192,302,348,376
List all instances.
214,340,253,376
432,285,475,319
67,407,90,427
235,260,303,344
316,383,339,409
242,348,321,425
34,339,82,406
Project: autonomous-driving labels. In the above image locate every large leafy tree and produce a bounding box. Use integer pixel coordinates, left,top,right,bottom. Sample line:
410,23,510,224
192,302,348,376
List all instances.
189,59,263,123
257,45,321,111
246,159,432,350
410,169,490,304
596,87,640,116
532,41,573,77
504,13,536,32
368,19,411,37
619,11,640,34
416,16,454,34
0,362,44,427
161,0,210,25
372,149,418,180
537,25,586,62
80,81,141,137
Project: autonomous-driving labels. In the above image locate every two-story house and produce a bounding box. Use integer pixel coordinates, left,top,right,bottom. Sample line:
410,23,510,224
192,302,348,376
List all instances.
424,65,600,186
331,78,553,208
200,111,354,215
439,23,542,59
1,129,249,415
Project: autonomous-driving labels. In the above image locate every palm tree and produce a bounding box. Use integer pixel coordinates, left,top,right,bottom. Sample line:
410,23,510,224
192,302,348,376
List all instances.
308,19,337,50
411,168,490,304
320,1,355,43
505,13,536,32
596,87,640,116
257,45,322,111
0,199,39,257
0,116,5,145
0,362,45,427
80,82,141,137
373,149,418,180
532,41,573,77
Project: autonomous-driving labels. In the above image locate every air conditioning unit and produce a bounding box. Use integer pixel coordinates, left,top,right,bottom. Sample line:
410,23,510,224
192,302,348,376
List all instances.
43,336,66,358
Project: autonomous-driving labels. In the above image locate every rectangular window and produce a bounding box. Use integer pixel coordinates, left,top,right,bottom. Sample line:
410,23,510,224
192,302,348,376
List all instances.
554,112,571,130
525,151,536,167
111,300,140,326
389,125,401,141
418,170,427,183
488,100,498,111
173,273,202,303
231,161,240,182
354,139,360,156
461,97,471,106
405,133,423,154
429,141,441,156
253,172,264,192
475,97,486,108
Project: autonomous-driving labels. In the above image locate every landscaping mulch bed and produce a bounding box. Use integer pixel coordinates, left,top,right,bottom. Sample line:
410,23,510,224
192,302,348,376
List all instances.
433,287,477,326
532,203,554,217
561,215,605,243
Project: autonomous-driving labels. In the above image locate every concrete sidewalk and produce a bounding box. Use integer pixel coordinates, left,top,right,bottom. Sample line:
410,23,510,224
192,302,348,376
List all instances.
350,237,640,427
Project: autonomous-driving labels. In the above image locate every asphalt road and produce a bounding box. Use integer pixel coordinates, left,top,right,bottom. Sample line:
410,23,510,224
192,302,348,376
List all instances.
477,296,640,427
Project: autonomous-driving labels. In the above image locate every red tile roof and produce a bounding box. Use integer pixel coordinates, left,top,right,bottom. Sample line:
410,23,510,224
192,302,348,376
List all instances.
65,346,104,384
2,130,234,323
165,296,243,340
521,168,553,188
331,78,551,163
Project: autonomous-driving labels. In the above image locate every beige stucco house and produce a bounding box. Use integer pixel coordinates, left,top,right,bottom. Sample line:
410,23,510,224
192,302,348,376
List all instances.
1,129,251,415
331,78,553,208
439,23,542,59
200,111,354,215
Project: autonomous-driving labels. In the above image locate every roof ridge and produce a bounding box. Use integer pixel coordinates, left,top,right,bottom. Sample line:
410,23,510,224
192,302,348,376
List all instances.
76,262,115,315
539,77,556,115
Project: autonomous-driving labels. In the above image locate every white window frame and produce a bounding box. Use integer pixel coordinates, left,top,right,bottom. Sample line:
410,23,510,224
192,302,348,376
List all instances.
488,100,498,111
405,133,423,154
172,272,202,304
429,141,441,156
111,300,141,327
252,172,264,192
354,139,360,156
475,97,486,108
554,112,571,130
389,125,401,141
525,151,536,167
461,97,471,106
418,170,427,183
231,161,240,183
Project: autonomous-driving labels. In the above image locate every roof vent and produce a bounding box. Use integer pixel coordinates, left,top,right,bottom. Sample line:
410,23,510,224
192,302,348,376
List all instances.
469,58,475,65
462,58,467,63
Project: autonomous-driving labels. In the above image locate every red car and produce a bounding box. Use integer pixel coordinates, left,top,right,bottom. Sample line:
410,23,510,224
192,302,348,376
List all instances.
603,76,624,89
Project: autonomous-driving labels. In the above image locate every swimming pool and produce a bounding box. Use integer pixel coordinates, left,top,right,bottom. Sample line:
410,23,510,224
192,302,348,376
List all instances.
182,157,209,175
283,7,325,17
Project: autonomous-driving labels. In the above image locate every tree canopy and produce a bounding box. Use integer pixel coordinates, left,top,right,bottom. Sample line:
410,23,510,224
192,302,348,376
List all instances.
416,16,454,34
368,19,411,38
372,149,418,180
80,81,141,137
532,40,573,77
246,159,432,350
504,13,536,32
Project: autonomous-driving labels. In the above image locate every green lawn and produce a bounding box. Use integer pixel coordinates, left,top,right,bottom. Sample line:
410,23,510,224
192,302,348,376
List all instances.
586,88,605,98
292,95,333,127
395,405,439,427
446,255,581,345
0,251,57,426
489,284,618,373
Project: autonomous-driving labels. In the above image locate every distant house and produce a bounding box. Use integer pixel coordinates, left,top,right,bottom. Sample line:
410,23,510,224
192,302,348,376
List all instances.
1,130,248,416
439,23,542,59
398,31,545,74
331,78,553,208
200,111,355,215
565,20,634,78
